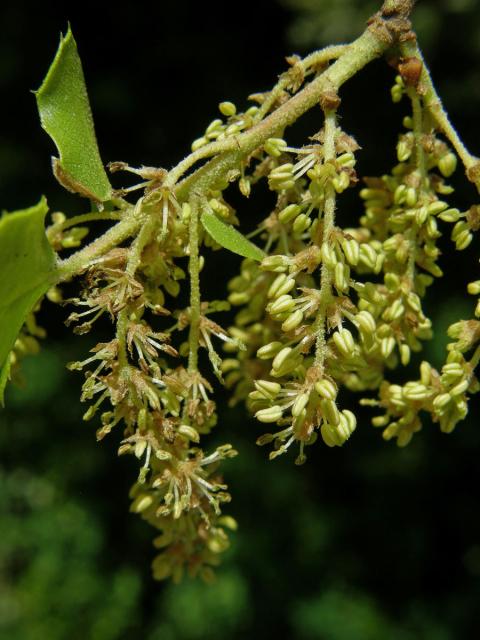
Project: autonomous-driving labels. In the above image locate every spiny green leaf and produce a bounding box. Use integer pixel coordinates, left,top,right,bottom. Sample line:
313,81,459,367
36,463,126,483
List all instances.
0,198,58,404
201,211,265,261
35,26,112,203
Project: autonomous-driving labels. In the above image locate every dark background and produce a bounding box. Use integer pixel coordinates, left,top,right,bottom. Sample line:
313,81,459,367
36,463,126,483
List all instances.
1,1,480,638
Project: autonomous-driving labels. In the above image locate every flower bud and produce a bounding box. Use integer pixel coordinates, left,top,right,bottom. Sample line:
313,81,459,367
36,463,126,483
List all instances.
254,380,282,399
315,379,337,400
269,294,295,315
264,137,288,157
178,424,200,442
282,309,304,332
257,341,283,359
355,310,376,335
255,405,283,423
438,152,457,177
322,399,340,426
292,392,310,417
278,203,302,224
292,213,311,234
132,495,153,513
272,346,294,371
333,329,355,357
261,255,290,272
219,101,236,116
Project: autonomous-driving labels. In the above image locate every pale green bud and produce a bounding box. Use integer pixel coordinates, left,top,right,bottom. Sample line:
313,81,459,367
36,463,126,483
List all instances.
334,262,349,292
332,171,350,193
449,379,469,396
406,292,422,312
359,244,377,269
403,382,431,400
264,137,288,157
228,291,250,306
257,342,283,360
292,213,311,234
191,136,209,151
155,450,172,461
468,280,480,295
391,84,403,103
206,118,223,134
219,101,236,116
292,392,310,417
257,341,283,359
268,163,295,191
261,255,290,272
385,272,400,290
322,399,340,426
355,310,376,335
397,139,412,162
452,220,469,241
420,361,432,386
321,423,342,447
400,344,411,366
415,206,429,225
426,216,440,238
427,201,449,216
337,152,356,168
372,415,389,427
178,424,200,442
333,329,355,357
255,405,283,423
405,187,417,207
455,229,473,251
394,184,407,204
341,238,360,265
321,242,337,268
268,294,295,315
438,208,461,223
132,495,153,513
134,440,147,458
255,380,282,399
268,274,294,299
272,346,294,371
278,203,302,223
441,362,464,380
383,298,404,322
239,177,251,197
380,336,396,359
315,379,337,400
438,152,457,177
282,309,304,332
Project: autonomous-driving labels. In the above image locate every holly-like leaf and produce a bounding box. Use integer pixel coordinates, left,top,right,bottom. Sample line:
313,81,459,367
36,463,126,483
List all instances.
35,26,112,203
0,198,58,404
201,211,265,261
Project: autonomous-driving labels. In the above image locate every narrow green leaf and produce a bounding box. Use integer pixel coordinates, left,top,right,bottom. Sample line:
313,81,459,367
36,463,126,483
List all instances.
0,198,58,404
35,26,112,203
201,211,265,261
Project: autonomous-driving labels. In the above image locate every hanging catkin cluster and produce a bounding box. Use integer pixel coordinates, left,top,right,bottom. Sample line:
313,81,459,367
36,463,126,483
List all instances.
6,1,480,582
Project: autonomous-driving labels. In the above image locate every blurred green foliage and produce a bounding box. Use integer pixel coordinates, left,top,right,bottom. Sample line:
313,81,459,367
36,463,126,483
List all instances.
1,0,480,638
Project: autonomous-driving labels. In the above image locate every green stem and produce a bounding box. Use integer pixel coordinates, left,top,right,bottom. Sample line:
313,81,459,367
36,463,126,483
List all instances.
314,110,337,370
56,207,143,282
401,41,480,190
50,211,122,232
117,211,158,366
187,197,201,373
253,45,349,123
164,46,350,189
407,89,425,282
174,25,394,201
